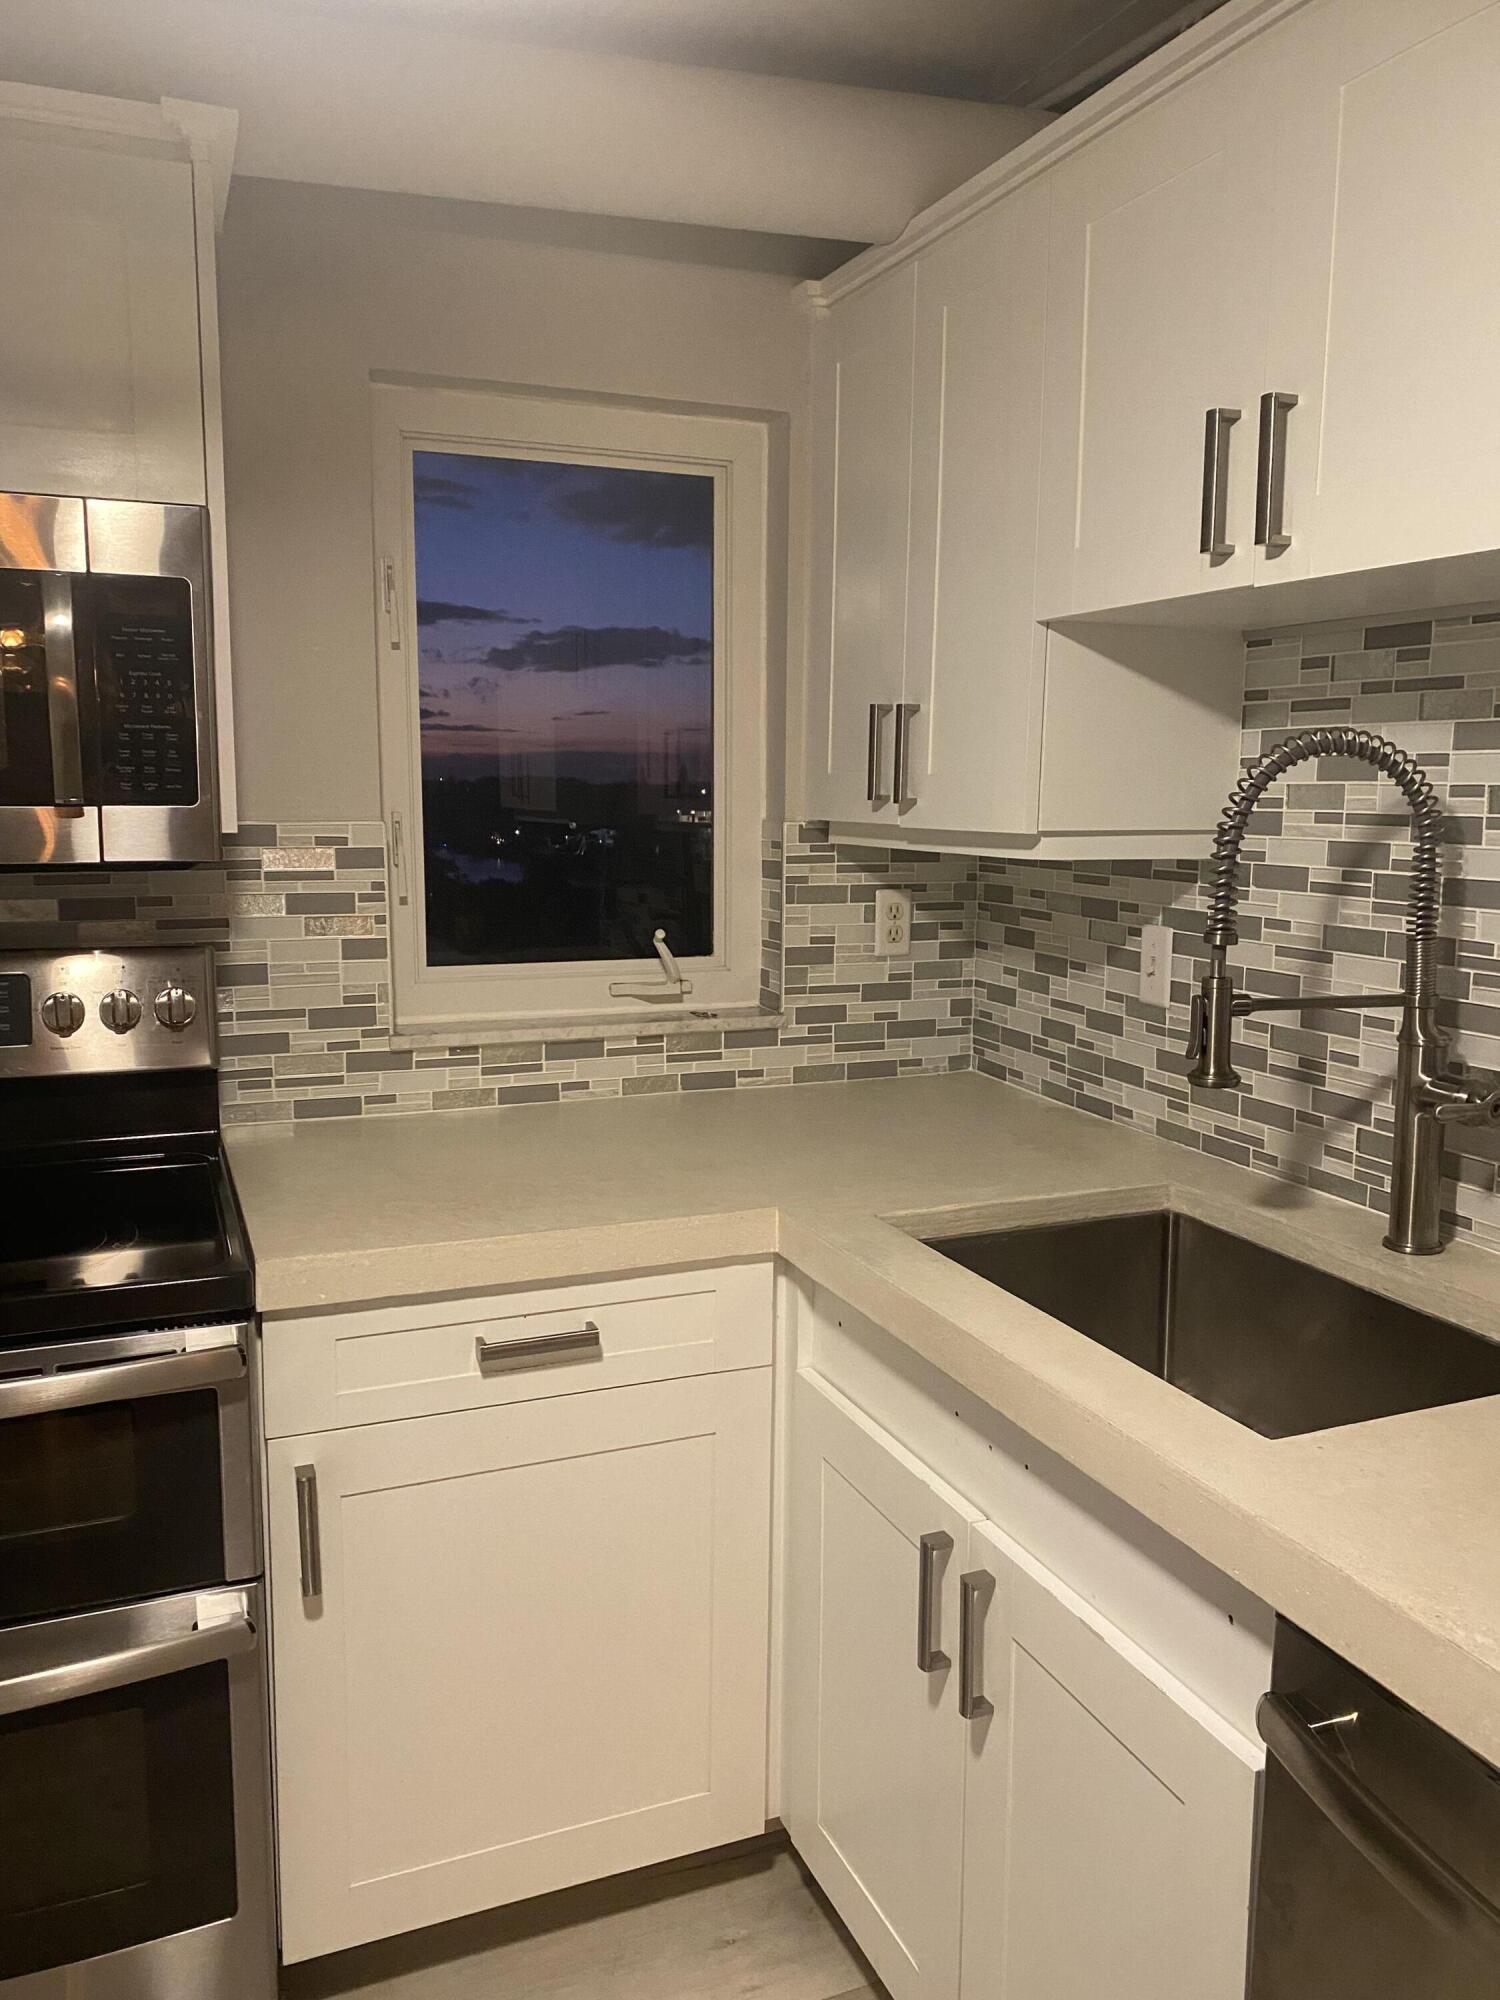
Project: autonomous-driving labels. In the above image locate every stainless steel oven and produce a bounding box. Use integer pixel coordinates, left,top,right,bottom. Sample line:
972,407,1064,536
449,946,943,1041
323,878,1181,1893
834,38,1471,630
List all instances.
0,1323,257,1626
0,953,272,1999
0,1583,274,1998
0,492,220,867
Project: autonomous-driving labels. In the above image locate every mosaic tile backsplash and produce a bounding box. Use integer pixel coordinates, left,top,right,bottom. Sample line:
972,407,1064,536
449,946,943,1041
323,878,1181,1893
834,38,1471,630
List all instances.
7,600,1500,1254
972,602,1500,1254
0,826,973,1124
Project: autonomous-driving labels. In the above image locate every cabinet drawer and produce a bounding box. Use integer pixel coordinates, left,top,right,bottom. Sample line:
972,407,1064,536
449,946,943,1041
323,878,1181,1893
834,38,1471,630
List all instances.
261,1260,773,1437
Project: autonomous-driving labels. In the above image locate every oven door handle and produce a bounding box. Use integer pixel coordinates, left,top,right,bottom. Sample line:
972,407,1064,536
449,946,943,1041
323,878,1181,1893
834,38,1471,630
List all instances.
0,1612,257,1717
0,1341,246,1419
1258,1692,1500,1951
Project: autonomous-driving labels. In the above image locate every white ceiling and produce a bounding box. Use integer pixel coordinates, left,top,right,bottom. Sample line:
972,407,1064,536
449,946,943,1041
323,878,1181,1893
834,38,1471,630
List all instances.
235,0,1214,104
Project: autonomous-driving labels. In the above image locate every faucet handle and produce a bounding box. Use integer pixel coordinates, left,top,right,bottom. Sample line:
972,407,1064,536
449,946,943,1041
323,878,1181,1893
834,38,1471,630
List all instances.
1186,991,1207,1062
1429,1064,1500,1125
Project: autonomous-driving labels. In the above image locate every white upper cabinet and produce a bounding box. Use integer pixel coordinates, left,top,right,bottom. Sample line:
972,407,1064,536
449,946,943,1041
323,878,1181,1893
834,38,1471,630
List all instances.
1035,34,1274,619
903,189,1049,834
1264,0,1500,584
1036,0,1500,619
0,124,206,505
807,262,916,825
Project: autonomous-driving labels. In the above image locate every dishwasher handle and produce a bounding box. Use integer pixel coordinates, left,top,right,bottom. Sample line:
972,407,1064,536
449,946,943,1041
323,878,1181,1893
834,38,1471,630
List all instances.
1258,1692,1500,1954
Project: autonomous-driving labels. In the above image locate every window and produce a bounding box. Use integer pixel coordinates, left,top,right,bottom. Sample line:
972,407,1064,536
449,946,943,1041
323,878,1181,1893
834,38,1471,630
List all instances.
373,384,767,1031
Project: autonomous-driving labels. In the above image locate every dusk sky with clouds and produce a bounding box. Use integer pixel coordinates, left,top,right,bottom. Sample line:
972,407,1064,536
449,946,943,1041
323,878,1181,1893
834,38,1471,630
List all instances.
414,450,715,782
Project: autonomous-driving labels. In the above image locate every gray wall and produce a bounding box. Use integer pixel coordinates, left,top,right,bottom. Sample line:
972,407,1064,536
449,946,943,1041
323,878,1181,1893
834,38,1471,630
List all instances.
216,179,813,823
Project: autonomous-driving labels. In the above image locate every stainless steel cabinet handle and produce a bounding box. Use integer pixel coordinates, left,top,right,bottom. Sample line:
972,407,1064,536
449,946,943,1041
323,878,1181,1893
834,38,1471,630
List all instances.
1199,407,1241,560
295,1464,322,1601
1255,389,1299,554
892,703,920,810
866,703,894,805
958,1569,995,1719
1258,1692,1500,1950
40,573,86,812
0,1613,256,1718
475,1323,603,1374
916,1529,953,1673
0,1341,246,1420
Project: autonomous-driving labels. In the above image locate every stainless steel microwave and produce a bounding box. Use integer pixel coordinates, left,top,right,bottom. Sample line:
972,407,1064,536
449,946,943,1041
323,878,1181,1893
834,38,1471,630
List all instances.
0,492,220,867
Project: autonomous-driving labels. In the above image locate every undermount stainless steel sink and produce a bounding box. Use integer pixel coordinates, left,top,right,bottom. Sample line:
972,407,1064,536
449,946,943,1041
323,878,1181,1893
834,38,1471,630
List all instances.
924,1209,1500,1438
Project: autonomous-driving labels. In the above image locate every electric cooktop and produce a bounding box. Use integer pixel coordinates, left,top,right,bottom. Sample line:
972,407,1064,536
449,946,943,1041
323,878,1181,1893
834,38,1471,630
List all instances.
0,947,252,1340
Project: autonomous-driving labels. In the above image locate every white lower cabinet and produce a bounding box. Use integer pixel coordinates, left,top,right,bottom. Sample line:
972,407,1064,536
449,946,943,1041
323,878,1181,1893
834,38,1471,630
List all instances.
784,1367,1261,2000
783,1369,977,2000
960,1516,1262,2000
268,1368,772,1962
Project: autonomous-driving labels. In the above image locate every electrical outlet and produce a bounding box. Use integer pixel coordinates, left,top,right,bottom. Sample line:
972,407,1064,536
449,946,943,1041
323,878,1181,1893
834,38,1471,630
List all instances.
1139,923,1173,1008
877,887,914,958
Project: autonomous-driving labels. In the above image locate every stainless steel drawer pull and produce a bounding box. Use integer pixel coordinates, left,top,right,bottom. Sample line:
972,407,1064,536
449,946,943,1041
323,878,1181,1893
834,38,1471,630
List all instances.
892,703,920,810
475,1323,604,1374
916,1529,953,1674
1255,389,1299,554
0,1613,257,1718
958,1569,995,1720
1199,406,1241,560
295,1464,322,1602
866,703,894,804
0,1341,245,1421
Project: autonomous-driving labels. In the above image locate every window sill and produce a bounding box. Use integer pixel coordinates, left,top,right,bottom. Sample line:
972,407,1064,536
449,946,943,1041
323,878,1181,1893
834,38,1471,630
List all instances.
388,1002,787,1052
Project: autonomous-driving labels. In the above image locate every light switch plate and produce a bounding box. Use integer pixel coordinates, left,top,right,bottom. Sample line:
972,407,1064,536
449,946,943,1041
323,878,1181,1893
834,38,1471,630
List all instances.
877,888,913,957
1139,923,1173,1008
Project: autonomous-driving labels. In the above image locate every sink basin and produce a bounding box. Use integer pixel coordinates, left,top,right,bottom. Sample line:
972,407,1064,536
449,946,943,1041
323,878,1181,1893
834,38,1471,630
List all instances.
923,1209,1500,1438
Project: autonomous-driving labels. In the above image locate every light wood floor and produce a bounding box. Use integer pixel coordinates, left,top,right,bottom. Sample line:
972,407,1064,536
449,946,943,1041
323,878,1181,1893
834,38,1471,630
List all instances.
280,1837,881,2000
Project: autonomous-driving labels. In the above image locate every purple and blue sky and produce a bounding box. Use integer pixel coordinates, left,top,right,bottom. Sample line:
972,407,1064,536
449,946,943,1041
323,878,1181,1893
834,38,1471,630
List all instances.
414,449,714,782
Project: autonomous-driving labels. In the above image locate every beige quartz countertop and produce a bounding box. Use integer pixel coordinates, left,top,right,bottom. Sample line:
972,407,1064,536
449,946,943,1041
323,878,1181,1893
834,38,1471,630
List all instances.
228,1072,1500,1765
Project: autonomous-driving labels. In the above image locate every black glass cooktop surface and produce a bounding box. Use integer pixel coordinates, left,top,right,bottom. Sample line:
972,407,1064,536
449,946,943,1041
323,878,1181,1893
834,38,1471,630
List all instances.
0,1150,251,1339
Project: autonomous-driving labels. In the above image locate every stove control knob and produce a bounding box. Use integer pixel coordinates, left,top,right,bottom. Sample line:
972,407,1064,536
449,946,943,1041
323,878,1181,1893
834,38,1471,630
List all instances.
40,991,85,1037
154,984,198,1032
100,988,143,1034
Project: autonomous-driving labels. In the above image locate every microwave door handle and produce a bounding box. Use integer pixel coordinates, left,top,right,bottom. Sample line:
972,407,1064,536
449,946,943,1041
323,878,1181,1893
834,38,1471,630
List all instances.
1258,1692,1500,1952
0,1613,257,1717
0,1341,246,1420
40,573,86,812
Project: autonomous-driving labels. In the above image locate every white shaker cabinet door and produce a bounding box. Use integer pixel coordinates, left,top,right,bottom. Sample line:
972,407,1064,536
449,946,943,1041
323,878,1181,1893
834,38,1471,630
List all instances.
1035,33,1273,620
268,1370,772,1962
783,1369,977,2000
959,1517,1262,2000
1261,0,1500,584
900,186,1049,837
0,127,206,505
804,262,916,825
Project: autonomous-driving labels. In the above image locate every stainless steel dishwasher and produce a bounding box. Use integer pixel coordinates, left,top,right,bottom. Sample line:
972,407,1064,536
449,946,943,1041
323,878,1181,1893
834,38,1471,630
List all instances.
1250,1622,1500,1997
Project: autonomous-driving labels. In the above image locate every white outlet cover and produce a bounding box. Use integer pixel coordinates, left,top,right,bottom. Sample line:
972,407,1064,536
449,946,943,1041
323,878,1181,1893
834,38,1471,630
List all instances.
877,887,913,958
1139,923,1172,1008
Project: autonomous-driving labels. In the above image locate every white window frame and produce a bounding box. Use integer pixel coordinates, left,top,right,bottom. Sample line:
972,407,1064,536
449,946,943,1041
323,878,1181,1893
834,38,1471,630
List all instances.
372,381,768,1034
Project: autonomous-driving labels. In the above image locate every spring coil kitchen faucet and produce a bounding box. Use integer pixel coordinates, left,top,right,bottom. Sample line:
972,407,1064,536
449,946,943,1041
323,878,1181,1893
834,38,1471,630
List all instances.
1186,727,1500,1254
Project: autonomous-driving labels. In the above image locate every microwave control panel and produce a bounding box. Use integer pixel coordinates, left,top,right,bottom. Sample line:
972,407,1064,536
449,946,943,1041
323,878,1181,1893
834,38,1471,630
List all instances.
92,577,200,807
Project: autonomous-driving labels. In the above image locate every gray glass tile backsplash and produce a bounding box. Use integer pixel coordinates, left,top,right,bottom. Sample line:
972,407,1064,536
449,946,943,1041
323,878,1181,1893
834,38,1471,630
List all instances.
5,601,1500,1252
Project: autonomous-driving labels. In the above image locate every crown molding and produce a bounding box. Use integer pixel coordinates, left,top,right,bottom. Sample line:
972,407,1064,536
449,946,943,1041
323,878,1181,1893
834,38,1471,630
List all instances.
799,0,1311,312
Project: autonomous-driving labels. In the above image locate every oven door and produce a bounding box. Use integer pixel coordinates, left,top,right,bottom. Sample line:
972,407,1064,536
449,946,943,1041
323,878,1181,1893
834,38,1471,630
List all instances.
0,1583,275,1999
0,1323,256,1623
0,493,100,866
